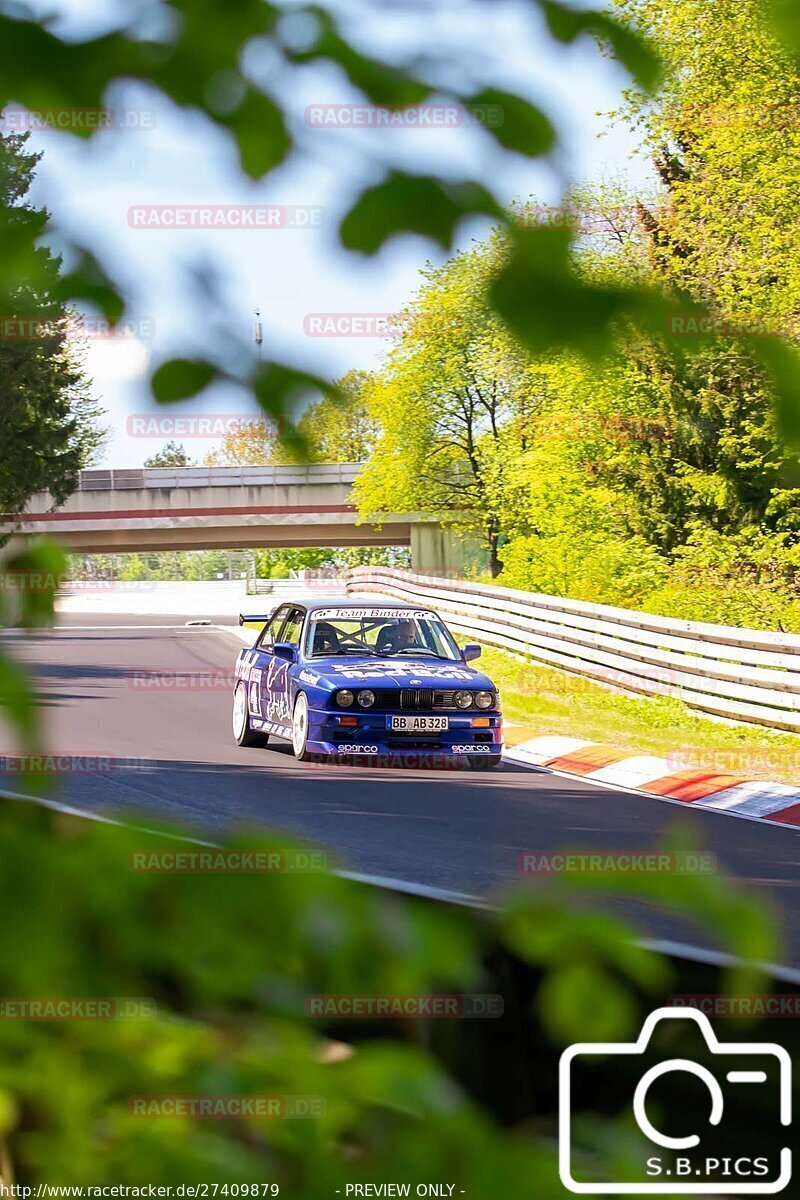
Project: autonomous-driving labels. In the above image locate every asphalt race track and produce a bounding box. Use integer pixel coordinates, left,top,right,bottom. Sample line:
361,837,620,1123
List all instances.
3,615,800,969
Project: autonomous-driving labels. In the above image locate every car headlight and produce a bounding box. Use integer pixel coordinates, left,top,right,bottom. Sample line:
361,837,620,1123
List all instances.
335,689,354,707
475,691,494,709
357,689,376,707
454,691,473,709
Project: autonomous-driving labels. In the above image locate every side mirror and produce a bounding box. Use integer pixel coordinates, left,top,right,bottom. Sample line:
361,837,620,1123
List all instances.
273,642,297,663
462,644,481,662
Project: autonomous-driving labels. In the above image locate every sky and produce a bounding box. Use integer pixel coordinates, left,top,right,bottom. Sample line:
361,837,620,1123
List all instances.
16,0,655,466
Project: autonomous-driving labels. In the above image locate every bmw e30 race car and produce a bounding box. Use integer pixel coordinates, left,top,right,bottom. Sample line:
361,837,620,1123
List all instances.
232,598,503,768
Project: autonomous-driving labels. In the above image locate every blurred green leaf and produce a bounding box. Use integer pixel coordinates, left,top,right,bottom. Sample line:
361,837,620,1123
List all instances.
758,339,800,448
219,89,291,179
540,1,662,92
283,8,431,107
1,540,67,629
491,226,638,358
538,961,638,1043
532,828,780,1001
150,359,218,404
0,652,37,751
53,248,124,325
465,89,556,157
766,0,800,53
341,174,501,254
0,1088,18,1136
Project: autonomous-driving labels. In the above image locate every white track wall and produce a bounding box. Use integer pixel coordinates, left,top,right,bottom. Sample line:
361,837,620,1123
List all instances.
345,566,800,734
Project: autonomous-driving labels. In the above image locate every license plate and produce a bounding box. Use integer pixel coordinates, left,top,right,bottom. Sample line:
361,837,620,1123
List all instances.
388,715,449,732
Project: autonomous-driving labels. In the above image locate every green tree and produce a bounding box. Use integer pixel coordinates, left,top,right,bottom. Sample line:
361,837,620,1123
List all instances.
0,132,106,528
298,370,380,463
144,441,195,468
616,0,800,327
203,420,275,466
355,238,536,576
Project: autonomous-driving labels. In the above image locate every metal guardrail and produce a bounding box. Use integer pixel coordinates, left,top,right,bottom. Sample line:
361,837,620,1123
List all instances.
78,465,362,491
250,577,348,597
345,566,800,733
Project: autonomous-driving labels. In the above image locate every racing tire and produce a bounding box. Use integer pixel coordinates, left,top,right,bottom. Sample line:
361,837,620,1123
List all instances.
291,692,313,762
233,681,268,748
468,754,502,770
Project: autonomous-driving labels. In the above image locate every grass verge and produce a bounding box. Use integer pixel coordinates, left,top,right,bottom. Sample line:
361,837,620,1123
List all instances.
482,648,800,786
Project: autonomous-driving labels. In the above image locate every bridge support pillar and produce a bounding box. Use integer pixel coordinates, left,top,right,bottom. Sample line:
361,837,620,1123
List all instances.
410,524,485,577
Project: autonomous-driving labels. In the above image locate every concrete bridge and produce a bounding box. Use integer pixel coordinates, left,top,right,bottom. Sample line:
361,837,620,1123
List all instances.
4,464,468,574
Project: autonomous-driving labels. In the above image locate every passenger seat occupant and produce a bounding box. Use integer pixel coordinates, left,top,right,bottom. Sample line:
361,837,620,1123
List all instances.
313,621,340,655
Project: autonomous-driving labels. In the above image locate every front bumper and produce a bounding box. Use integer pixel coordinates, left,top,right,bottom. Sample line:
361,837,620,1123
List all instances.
306,705,503,762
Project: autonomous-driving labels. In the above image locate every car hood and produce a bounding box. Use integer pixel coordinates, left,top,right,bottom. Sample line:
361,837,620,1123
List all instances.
304,655,496,690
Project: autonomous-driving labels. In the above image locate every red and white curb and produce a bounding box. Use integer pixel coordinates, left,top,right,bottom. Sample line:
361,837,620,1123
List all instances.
505,736,800,830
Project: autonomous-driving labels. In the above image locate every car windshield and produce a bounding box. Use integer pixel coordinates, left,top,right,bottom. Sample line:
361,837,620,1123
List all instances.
305,607,461,659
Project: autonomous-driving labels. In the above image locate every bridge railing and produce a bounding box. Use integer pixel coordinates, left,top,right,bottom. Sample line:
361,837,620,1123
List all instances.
77,464,362,491
345,565,800,733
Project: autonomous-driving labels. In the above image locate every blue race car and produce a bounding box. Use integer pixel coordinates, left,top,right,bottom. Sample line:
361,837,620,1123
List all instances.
232,598,503,768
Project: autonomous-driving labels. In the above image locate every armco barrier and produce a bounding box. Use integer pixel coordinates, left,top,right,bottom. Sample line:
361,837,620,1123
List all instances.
77,464,361,491
345,566,800,733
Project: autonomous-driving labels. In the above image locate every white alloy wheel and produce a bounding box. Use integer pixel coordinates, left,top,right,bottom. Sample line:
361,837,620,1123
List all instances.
233,682,247,739
233,681,268,748
292,692,311,760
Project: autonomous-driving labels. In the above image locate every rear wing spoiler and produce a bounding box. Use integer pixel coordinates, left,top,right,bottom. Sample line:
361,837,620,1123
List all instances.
238,612,273,626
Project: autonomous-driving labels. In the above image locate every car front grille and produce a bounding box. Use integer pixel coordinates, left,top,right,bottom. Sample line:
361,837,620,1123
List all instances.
404,688,494,711
367,688,495,711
